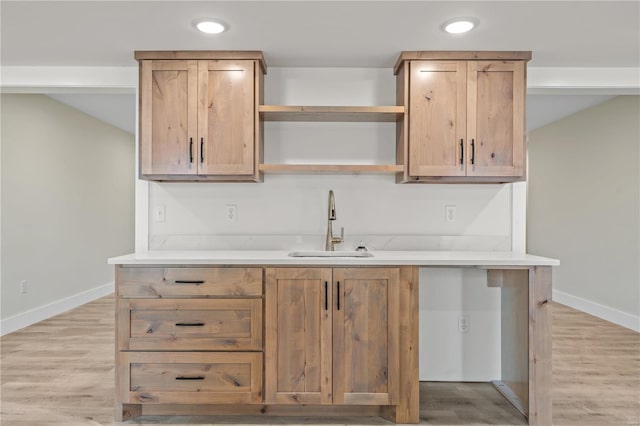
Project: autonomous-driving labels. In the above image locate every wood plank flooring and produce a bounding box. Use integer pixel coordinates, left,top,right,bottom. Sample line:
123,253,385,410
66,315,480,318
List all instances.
1,296,638,425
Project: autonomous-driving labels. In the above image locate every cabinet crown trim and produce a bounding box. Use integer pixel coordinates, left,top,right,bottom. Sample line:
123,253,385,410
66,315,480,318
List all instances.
393,51,532,75
134,50,267,74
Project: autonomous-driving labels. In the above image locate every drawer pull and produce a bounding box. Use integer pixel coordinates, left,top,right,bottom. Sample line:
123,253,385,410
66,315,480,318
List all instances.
175,322,205,327
175,376,205,381
173,280,205,285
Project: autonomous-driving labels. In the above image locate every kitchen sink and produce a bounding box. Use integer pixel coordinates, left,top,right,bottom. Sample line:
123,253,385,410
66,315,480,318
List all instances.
288,251,374,258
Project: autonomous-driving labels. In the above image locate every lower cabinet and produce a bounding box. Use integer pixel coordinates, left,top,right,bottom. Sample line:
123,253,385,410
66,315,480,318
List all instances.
265,267,400,405
115,266,265,420
115,265,414,422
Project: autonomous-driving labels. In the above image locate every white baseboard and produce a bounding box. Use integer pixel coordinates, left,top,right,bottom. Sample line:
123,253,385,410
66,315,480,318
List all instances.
0,282,114,336
553,289,640,332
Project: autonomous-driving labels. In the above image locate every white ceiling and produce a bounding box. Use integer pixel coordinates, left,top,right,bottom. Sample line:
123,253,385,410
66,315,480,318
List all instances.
2,1,639,68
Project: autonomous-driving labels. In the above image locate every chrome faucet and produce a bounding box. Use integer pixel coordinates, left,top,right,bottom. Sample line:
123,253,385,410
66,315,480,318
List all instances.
325,190,344,251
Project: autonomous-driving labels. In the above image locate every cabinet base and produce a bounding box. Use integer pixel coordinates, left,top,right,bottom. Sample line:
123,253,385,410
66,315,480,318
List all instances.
116,404,413,421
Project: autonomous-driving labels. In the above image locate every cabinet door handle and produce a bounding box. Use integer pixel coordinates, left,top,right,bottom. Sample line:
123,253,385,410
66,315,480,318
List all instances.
336,281,341,311
324,281,328,311
189,137,193,163
200,138,204,163
175,322,205,327
471,139,476,165
175,376,205,381
173,280,205,285
460,139,464,165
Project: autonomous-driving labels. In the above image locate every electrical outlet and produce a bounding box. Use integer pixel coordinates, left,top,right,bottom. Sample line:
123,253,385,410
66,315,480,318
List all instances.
153,205,166,223
458,313,469,333
20,280,28,294
445,205,457,223
225,205,238,224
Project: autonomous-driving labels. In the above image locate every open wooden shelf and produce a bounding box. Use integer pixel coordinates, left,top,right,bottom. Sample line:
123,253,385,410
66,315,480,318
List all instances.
259,105,404,122
259,164,404,174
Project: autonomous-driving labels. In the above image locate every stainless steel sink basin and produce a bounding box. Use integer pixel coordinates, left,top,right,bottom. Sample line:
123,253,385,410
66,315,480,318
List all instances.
288,251,374,258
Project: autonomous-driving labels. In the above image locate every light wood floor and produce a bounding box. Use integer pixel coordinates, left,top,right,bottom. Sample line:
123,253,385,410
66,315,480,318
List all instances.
1,296,638,425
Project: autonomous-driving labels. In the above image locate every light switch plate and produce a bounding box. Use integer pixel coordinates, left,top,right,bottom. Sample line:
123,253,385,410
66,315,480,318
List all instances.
153,205,166,223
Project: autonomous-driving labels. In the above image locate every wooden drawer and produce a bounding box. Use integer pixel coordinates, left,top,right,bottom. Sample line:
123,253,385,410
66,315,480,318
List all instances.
117,267,263,298
118,299,263,351
119,352,262,404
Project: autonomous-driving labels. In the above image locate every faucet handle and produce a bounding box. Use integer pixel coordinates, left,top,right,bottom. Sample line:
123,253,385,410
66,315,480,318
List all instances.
339,227,344,241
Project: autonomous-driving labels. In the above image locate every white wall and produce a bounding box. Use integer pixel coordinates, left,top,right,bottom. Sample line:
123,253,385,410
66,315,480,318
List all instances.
145,68,514,380
1,94,135,333
528,96,640,330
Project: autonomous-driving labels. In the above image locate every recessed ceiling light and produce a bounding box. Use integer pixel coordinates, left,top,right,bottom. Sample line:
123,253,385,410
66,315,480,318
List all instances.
193,18,228,34
443,18,477,34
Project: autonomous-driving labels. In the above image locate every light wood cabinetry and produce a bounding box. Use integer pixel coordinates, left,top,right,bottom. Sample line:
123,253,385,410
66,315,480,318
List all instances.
136,51,265,181
115,266,264,420
265,267,399,406
395,51,530,183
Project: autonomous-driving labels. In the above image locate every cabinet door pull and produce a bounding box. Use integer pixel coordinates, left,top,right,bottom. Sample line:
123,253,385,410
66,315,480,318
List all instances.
175,322,205,327
337,281,341,311
471,139,476,165
189,137,193,163
175,376,205,381
460,139,464,165
200,138,204,163
324,281,328,311
173,280,205,285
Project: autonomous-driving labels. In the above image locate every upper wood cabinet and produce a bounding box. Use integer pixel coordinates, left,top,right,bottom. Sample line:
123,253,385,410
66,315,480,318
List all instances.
136,51,266,181
265,267,399,406
395,51,530,183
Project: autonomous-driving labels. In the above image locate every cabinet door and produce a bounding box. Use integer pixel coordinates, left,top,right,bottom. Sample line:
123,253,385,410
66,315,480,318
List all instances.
408,61,467,177
265,268,333,405
332,268,399,405
139,60,198,176
467,61,525,177
197,60,255,175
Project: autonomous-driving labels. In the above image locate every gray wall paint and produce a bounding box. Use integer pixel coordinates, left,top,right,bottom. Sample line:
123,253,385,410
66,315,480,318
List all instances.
1,94,135,320
528,95,640,317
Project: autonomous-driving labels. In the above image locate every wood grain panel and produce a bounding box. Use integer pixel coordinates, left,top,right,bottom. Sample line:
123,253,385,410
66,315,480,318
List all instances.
394,51,532,74
121,352,262,404
332,268,399,405
198,60,255,176
467,61,525,178
382,265,420,423
258,105,404,122
528,266,553,426
396,62,410,183
139,60,197,176
500,269,530,415
408,61,467,177
134,51,267,74
265,268,333,405
122,298,262,350
118,267,263,298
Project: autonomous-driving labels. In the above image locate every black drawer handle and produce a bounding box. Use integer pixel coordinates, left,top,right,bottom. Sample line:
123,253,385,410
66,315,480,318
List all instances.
324,281,328,311
471,139,476,165
173,280,204,285
460,139,464,165
337,281,341,311
175,376,205,381
175,322,205,327
189,137,193,163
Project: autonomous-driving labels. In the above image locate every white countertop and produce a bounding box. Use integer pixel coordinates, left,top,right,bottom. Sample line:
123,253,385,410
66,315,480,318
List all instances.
108,250,559,267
